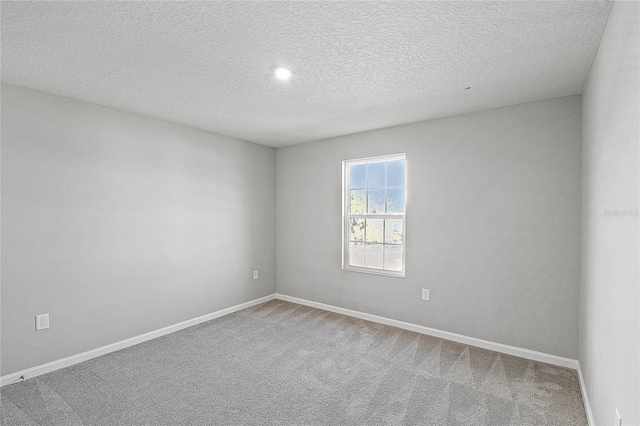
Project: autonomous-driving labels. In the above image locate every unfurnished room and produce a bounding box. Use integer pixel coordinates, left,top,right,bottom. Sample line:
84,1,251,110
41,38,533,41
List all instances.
0,1,638,425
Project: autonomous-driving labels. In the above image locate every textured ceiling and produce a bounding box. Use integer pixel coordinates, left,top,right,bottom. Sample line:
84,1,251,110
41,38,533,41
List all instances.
1,1,611,147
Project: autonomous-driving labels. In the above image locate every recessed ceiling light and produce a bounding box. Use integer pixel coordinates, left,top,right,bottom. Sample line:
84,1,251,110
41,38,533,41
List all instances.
274,67,292,81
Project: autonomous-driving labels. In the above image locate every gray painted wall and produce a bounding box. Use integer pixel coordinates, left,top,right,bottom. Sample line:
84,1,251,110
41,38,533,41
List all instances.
580,1,640,425
276,96,582,359
0,83,276,375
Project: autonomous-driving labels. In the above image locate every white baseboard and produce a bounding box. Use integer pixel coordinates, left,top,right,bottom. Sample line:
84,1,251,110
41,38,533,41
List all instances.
576,361,595,426
0,294,276,388
2,292,581,390
275,293,579,370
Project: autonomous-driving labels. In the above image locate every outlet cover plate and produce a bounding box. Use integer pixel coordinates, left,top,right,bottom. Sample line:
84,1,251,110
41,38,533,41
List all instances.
253,270,259,280
36,313,49,331
422,289,430,301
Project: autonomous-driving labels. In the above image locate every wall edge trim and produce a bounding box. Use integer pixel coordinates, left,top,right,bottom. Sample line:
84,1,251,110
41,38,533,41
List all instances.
576,360,595,425
0,293,277,387
276,293,579,369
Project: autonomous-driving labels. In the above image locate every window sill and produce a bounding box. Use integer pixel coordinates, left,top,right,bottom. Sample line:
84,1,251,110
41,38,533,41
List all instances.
342,266,405,278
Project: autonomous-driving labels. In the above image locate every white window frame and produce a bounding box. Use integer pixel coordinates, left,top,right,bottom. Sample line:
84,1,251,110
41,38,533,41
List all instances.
342,153,406,278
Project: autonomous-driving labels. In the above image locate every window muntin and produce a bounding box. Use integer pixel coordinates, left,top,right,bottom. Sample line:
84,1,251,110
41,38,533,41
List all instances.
343,154,406,276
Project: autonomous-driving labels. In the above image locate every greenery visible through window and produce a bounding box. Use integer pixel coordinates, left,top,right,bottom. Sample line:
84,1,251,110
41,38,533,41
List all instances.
343,154,406,276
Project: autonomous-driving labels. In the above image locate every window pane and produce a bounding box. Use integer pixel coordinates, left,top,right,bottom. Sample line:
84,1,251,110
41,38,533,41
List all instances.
385,219,403,244
350,164,367,189
350,190,366,214
368,189,385,214
368,162,385,188
349,218,365,242
365,219,383,243
345,155,406,275
386,188,406,214
384,245,403,271
387,160,406,187
366,244,383,268
349,242,365,266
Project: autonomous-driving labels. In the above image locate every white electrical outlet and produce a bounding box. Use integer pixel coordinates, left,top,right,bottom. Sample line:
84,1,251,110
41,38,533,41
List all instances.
422,289,430,301
35,313,49,331
615,409,621,426
253,270,259,280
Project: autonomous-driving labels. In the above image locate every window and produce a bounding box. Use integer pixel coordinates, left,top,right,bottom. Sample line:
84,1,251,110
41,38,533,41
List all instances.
343,154,406,277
